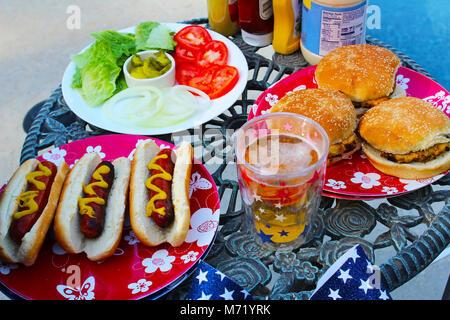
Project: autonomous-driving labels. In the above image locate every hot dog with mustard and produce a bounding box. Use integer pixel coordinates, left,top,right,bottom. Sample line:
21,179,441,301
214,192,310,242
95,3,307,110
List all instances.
0,159,69,266
129,140,193,247
53,153,130,261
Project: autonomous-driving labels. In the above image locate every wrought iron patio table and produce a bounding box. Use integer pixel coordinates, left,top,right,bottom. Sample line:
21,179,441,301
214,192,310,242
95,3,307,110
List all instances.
13,18,450,300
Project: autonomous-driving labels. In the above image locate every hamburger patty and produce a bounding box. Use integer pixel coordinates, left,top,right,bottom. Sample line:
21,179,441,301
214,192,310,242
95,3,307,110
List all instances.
381,142,450,164
353,96,389,109
329,133,359,158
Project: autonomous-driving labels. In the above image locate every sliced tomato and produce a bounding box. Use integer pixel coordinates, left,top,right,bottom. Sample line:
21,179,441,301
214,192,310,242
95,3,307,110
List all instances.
209,65,239,99
197,40,229,68
186,66,219,95
175,62,201,85
174,25,212,51
175,44,198,65
181,65,239,99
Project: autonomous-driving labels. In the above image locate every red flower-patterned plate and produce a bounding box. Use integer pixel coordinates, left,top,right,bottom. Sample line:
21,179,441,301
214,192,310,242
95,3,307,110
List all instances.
0,134,220,300
250,66,450,198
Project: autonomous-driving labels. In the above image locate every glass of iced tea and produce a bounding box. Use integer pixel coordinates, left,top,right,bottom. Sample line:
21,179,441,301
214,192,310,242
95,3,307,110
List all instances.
234,112,329,251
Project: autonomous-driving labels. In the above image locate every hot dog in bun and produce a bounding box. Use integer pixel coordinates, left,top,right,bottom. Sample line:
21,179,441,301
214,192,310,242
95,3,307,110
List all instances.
129,140,193,247
53,153,131,261
315,44,405,116
269,88,360,166
0,159,69,266
359,97,450,179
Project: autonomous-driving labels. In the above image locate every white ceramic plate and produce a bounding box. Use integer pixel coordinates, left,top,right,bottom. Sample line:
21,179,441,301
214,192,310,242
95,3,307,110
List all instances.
61,23,249,135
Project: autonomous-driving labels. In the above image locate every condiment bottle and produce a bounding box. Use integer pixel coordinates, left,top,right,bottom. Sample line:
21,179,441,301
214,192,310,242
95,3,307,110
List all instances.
237,0,274,47
272,0,302,55
301,0,368,65
207,0,240,36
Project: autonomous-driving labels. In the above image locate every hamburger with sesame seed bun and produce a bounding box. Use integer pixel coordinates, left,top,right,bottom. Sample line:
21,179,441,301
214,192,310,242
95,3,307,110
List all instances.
359,97,450,179
269,88,360,166
315,44,405,116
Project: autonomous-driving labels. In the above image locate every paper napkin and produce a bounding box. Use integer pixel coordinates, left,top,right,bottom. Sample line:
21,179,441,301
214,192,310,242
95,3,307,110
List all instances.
310,244,392,300
186,261,253,300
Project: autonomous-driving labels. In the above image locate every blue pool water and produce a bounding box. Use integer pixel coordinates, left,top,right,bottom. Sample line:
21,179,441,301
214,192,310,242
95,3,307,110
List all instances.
366,0,449,90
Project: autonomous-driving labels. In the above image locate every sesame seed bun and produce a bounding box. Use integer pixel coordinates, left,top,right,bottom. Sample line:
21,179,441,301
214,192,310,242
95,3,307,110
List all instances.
269,88,357,145
359,97,450,179
359,97,450,154
361,142,450,180
269,88,361,166
315,44,400,103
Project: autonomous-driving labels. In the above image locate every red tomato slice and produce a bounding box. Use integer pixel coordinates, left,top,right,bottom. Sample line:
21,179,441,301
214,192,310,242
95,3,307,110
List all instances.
182,65,239,99
174,25,212,51
175,44,198,64
175,62,201,85
209,65,239,99
187,66,219,95
197,40,229,68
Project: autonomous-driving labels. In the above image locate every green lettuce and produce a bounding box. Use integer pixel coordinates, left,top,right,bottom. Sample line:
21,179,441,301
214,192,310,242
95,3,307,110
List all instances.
80,59,121,106
136,22,176,51
136,21,159,51
71,67,82,88
144,24,177,51
90,30,137,62
71,40,116,69
71,21,176,106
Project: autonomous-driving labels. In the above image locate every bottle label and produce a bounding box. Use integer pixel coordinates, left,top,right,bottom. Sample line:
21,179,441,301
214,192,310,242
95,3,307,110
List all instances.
229,0,238,22
259,0,273,21
301,1,367,57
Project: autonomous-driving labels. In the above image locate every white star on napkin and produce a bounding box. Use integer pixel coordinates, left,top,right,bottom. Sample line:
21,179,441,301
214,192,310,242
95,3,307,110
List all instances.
337,268,352,284
328,288,342,300
196,270,208,284
198,291,212,300
359,278,373,294
220,288,234,300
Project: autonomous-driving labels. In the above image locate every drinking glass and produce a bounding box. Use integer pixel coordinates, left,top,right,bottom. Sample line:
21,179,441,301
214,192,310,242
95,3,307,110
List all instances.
234,112,329,251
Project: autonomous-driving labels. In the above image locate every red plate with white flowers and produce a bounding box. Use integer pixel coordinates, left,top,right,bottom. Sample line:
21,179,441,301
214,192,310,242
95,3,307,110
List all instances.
0,135,220,300
250,66,450,197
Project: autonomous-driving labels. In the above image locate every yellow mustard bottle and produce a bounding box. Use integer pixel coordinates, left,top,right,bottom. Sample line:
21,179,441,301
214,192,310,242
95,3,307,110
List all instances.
272,0,303,55
207,0,240,37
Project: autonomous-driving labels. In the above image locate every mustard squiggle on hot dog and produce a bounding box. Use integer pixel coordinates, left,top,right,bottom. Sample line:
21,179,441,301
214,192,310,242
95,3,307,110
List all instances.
145,153,172,217
13,163,52,219
77,165,110,218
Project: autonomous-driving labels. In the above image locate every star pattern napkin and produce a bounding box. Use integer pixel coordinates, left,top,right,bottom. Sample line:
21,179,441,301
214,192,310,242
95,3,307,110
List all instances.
310,245,392,300
186,261,253,300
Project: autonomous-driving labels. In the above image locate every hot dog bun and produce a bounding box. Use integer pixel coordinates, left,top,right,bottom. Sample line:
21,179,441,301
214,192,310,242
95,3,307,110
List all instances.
129,140,193,247
0,158,69,266
53,153,131,261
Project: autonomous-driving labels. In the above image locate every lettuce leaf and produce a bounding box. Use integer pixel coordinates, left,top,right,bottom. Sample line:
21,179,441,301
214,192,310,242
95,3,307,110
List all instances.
135,21,159,51
71,21,176,106
144,24,177,51
113,72,128,95
90,30,137,59
80,59,121,106
71,67,82,88
71,40,116,69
